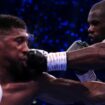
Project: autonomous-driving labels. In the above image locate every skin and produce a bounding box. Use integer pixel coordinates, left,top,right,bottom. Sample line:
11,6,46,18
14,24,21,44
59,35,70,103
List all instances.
88,9,105,44
0,27,40,105
1,27,105,105
67,38,105,71
2,2,105,104
0,28,29,83
67,2,105,71
39,72,105,105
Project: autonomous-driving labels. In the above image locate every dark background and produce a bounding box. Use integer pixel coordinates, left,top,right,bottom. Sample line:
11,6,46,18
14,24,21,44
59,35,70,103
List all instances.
0,0,104,105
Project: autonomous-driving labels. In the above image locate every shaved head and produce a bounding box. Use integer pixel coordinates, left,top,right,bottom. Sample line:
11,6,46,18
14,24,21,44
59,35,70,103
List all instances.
90,0,105,17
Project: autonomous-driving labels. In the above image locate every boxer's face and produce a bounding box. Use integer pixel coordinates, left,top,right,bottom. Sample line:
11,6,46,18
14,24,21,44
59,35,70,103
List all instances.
0,27,29,66
88,9,105,44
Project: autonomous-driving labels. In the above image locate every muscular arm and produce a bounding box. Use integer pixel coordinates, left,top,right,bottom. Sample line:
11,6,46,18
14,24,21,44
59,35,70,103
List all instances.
38,72,105,105
67,42,105,70
28,42,105,71
38,73,88,104
1,73,105,105
0,81,39,105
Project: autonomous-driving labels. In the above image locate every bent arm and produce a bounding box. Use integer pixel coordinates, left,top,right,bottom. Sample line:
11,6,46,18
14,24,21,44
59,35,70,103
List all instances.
67,42,105,70
38,72,105,105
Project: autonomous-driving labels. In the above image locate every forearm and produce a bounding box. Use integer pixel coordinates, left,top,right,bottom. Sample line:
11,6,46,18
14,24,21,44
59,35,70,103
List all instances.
38,73,89,104
46,46,104,72
67,45,105,70
38,73,105,105
27,42,105,76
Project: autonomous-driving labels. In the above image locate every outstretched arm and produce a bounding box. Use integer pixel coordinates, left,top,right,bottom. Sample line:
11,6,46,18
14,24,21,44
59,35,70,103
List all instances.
1,72,105,105
27,41,105,73
67,42,105,70
38,72,105,105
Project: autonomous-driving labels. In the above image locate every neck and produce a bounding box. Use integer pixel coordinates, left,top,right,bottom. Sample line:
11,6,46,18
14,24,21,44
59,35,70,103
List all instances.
0,58,32,84
0,68,14,84
0,59,15,84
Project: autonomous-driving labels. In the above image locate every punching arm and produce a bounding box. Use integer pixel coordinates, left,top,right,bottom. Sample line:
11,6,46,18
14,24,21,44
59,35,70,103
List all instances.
67,42,105,70
27,41,105,79
38,72,105,105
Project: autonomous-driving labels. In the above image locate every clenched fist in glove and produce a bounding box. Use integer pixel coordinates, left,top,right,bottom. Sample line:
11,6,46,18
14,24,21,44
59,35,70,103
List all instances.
27,49,47,79
27,49,67,79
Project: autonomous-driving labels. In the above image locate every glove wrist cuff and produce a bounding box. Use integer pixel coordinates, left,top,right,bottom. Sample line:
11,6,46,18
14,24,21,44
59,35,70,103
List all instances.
47,52,67,71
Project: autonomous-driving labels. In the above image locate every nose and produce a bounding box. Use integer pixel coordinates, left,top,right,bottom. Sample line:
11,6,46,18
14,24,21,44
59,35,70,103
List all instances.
88,25,94,36
21,42,29,55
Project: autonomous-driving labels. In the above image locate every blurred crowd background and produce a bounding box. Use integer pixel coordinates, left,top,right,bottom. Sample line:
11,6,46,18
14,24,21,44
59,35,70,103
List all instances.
0,0,102,105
